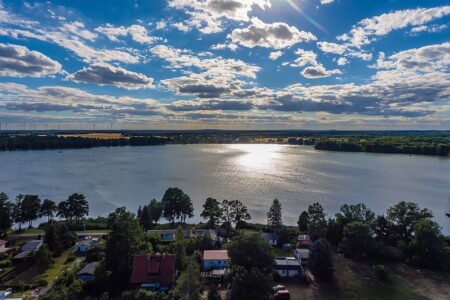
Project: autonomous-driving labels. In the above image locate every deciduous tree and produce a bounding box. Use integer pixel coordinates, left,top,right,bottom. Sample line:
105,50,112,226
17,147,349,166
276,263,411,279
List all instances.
267,198,282,227
201,197,222,227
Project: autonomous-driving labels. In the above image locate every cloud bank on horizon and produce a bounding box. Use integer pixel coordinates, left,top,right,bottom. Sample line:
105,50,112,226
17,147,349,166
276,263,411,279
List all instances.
0,0,449,130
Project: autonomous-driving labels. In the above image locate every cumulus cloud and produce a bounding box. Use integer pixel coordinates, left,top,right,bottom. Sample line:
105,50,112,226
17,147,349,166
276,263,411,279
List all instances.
300,64,341,78
0,43,62,77
291,49,318,67
168,0,271,33
371,42,450,72
317,42,347,55
269,51,283,60
230,17,316,49
95,24,161,44
338,6,450,47
68,64,154,90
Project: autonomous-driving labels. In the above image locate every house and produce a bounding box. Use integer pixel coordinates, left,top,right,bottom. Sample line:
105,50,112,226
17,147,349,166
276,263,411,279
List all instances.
0,240,10,255
261,232,279,247
191,229,217,241
147,230,190,241
297,234,312,248
21,240,43,253
13,239,43,261
130,253,176,291
76,262,99,282
74,238,99,253
274,257,304,278
294,248,310,266
203,250,229,271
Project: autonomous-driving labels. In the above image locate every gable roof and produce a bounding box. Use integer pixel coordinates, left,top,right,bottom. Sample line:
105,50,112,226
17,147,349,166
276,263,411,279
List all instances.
130,253,176,285
261,232,279,241
203,250,229,261
22,240,42,251
77,262,99,276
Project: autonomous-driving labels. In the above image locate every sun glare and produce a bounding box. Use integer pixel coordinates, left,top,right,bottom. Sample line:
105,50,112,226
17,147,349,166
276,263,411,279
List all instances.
230,144,282,171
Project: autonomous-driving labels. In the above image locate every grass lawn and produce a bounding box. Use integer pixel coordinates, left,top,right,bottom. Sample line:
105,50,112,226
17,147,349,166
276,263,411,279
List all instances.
13,227,45,235
74,229,110,234
41,249,73,282
272,248,293,257
332,255,426,300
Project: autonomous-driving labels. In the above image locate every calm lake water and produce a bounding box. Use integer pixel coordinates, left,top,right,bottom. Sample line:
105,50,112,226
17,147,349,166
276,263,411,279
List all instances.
1,144,449,234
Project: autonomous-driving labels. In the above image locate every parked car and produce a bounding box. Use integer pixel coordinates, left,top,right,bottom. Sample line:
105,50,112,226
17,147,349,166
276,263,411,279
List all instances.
274,289,290,300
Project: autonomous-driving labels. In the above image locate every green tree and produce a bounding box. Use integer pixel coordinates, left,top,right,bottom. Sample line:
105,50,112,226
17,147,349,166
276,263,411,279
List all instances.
44,221,64,256
220,199,233,225
105,207,143,292
0,193,12,236
230,266,273,300
336,203,375,227
227,233,273,272
173,256,201,300
40,199,57,221
140,205,152,231
307,202,327,240
309,238,334,281
343,221,374,259
12,194,24,231
147,199,163,226
229,200,251,228
386,201,433,242
36,244,53,272
162,187,193,224
201,197,222,228
68,193,89,223
57,193,89,224
267,198,282,227
410,220,449,269
21,194,41,227
174,226,187,270
297,211,309,232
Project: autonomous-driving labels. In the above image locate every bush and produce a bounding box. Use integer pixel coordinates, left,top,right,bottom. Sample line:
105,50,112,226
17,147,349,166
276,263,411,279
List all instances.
374,265,389,281
65,255,77,264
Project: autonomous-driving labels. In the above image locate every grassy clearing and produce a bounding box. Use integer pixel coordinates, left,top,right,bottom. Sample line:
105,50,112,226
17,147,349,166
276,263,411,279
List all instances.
13,228,45,235
272,248,293,257
332,255,426,300
41,249,72,282
75,229,110,234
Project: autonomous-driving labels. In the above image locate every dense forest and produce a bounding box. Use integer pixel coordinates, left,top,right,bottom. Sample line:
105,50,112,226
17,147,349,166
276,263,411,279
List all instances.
314,135,450,156
0,130,448,156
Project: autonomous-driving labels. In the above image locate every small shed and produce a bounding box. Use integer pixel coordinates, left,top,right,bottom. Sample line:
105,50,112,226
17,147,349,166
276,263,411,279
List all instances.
261,232,279,247
76,262,99,282
74,238,99,253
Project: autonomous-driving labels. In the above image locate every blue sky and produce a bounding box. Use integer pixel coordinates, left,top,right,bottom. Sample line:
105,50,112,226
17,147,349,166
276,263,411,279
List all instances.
0,0,449,130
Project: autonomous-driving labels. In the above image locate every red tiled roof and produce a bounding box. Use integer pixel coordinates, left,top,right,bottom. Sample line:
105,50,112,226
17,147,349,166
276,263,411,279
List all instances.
130,254,176,285
203,250,229,261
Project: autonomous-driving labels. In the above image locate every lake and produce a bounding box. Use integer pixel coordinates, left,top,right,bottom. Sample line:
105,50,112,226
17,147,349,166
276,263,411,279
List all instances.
1,144,449,234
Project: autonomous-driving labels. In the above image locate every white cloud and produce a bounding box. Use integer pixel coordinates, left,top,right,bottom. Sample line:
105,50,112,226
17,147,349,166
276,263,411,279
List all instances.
269,51,283,60
320,0,335,5
317,42,347,55
68,64,154,90
410,23,448,34
337,57,348,66
156,21,167,30
300,64,341,78
63,21,97,41
211,43,238,51
338,6,450,47
95,24,161,44
230,17,316,49
168,0,271,33
0,43,62,77
291,49,318,67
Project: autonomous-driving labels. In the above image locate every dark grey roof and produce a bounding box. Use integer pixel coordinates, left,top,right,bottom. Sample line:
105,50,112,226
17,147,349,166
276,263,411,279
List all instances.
261,232,279,241
77,262,99,276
